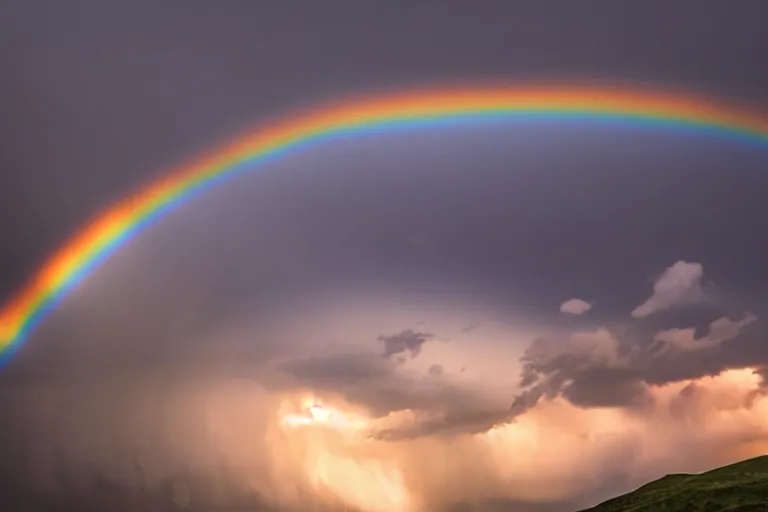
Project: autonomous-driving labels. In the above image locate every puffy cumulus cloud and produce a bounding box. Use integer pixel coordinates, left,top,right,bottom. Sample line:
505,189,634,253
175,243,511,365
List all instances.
632,261,708,318
560,298,593,315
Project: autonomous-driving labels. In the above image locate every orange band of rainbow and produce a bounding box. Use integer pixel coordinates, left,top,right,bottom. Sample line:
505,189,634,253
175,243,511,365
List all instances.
1,85,767,363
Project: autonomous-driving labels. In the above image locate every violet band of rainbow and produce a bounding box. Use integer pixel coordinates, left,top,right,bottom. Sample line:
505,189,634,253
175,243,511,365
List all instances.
1,86,767,365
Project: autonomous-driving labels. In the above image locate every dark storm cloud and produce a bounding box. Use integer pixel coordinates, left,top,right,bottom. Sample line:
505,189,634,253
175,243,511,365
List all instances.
380,329,434,360
373,406,511,442
2,0,768,510
278,350,511,438
281,352,392,389
510,311,760,417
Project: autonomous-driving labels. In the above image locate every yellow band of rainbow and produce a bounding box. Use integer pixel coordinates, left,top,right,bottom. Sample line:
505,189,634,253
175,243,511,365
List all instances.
1,85,767,364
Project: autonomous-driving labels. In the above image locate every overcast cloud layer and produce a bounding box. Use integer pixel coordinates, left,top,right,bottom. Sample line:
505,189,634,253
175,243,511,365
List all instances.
0,124,765,511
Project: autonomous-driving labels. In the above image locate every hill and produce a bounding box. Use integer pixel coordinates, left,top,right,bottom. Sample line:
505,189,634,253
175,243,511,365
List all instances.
579,455,768,512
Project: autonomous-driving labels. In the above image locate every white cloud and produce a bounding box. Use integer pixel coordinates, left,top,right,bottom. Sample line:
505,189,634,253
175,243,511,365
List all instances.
631,261,707,318
560,298,593,315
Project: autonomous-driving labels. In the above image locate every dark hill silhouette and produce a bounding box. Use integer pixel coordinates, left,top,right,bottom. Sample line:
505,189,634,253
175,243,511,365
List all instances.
579,455,768,512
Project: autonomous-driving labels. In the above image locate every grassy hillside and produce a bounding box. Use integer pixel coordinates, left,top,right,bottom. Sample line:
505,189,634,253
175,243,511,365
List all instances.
580,455,768,512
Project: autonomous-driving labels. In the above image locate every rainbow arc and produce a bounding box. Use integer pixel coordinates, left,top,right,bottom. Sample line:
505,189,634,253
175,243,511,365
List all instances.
1,85,767,364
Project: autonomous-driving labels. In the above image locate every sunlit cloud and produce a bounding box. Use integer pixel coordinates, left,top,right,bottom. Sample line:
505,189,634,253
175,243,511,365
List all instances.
632,261,708,318
560,298,592,315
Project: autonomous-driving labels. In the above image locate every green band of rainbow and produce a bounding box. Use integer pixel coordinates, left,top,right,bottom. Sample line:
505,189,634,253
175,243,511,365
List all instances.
1,85,767,364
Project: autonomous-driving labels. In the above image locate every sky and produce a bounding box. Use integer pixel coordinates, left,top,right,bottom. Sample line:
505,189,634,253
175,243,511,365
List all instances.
1,1,768,511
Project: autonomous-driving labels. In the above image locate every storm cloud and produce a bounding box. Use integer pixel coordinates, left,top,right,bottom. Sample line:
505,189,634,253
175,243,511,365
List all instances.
1,1,768,511
380,330,435,361
511,309,760,417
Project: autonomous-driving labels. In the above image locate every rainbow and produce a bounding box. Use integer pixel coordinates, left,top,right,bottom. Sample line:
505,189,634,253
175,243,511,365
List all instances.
1,84,768,365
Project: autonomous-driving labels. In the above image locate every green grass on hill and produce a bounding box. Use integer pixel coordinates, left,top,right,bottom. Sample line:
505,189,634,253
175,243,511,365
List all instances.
579,455,768,512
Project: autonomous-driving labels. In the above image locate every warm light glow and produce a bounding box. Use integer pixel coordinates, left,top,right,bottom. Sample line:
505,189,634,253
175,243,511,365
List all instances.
8,368,768,511
280,399,369,432
276,395,416,511
263,369,768,511
310,452,413,512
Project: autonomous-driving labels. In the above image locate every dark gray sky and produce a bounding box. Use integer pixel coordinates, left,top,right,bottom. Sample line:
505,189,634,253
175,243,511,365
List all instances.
1,2,768,511
2,0,768,291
